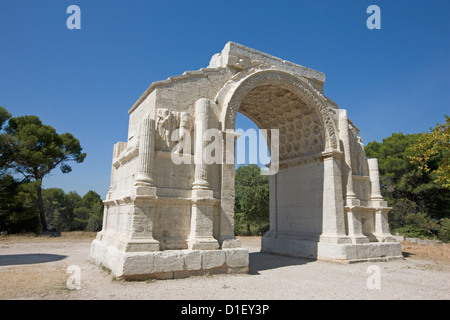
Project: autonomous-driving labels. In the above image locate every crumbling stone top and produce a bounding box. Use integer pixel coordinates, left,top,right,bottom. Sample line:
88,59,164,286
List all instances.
209,41,325,84
129,42,325,114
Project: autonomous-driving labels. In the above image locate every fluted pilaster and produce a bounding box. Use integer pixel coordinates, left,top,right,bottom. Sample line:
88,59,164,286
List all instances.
338,109,357,204
193,98,210,190
135,117,155,187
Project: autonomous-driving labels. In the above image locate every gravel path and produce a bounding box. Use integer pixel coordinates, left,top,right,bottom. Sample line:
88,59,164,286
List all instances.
1,237,449,300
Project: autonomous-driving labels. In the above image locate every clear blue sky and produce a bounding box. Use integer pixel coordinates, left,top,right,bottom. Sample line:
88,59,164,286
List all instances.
1,0,449,197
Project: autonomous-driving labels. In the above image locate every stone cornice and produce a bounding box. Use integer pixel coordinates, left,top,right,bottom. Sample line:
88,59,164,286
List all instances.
112,145,138,169
278,150,343,169
103,195,220,207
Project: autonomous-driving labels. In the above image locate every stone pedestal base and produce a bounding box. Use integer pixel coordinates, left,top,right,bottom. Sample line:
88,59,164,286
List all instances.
188,238,220,250
261,235,403,263
90,239,249,280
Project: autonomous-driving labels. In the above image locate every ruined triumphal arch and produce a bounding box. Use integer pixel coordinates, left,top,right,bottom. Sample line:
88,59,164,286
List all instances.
90,42,402,279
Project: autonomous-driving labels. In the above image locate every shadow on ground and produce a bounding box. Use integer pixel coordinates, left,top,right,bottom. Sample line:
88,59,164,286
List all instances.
401,251,414,258
249,251,313,275
0,254,67,266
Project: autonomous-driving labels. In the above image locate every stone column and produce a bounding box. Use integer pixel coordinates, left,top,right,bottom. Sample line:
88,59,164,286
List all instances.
126,116,160,251
373,208,395,242
134,117,156,196
338,110,358,206
262,172,278,240
193,98,210,190
368,158,395,242
368,158,383,201
319,151,351,244
189,98,219,250
219,130,242,248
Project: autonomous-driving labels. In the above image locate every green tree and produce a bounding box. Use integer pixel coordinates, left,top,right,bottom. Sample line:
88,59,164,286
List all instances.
73,190,103,231
438,218,450,242
234,164,269,235
366,132,450,234
41,189,103,232
0,106,14,171
85,192,104,232
3,114,86,231
42,188,81,231
0,106,11,131
0,177,40,234
1,106,40,233
410,115,450,188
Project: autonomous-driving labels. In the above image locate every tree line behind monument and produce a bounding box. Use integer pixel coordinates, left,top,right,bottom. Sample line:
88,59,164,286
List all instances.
1,105,449,242
0,106,101,234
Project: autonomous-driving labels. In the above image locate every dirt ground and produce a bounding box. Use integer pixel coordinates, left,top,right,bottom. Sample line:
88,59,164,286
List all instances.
0,232,449,300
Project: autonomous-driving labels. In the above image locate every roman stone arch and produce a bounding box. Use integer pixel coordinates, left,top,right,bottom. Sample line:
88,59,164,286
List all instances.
220,70,338,151
218,69,350,258
90,42,402,280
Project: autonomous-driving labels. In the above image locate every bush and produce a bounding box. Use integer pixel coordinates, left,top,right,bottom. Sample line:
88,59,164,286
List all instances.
234,211,269,236
438,218,450,242
388,198,418,230
394,212,440,239
404,212,440,235
395,224,434,239
234,212,248,236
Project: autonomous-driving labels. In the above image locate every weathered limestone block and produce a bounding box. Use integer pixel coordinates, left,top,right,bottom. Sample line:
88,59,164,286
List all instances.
153,251,185,273
122,253,155,276
224,248,249,268
201,250,226,270
184,250,202,271
89,240,248,280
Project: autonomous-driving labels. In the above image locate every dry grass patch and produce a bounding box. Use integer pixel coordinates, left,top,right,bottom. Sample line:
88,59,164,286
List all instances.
0,264,69,299
401,242,450,264
0,231,96,244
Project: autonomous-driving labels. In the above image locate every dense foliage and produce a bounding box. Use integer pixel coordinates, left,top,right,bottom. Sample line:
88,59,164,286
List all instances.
0,182,104,234
234,164,270,235
365,118,450,241
0,106,100,234
410,115,450,188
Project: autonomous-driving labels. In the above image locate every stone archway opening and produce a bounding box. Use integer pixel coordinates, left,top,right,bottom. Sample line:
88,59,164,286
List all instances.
238,83,325,161
234,112,269,168
228,81,328,259
233,112,271,236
